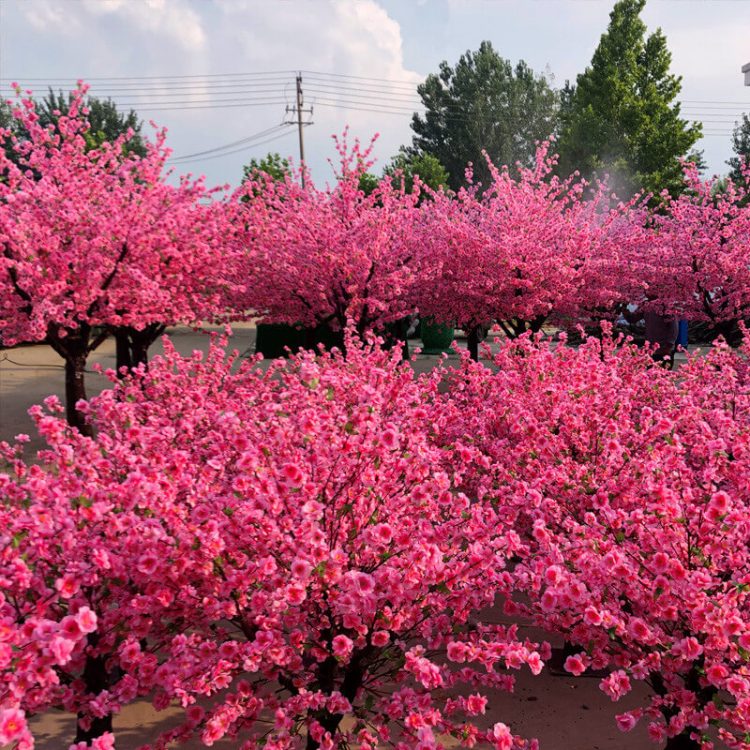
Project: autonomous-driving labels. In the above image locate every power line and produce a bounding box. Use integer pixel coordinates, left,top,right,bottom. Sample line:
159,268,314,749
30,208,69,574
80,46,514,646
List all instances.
169,125,287,162
134,99,290,112
169,128,295,166
301,69,420,89
110,96,289,108
0,71,297,82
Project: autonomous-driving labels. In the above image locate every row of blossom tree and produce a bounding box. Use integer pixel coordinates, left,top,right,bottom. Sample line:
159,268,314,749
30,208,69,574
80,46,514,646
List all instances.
3,85,750,426
2,330,750,750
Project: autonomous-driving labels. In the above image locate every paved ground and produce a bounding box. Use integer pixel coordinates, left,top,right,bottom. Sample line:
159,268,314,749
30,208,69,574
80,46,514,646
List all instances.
1,326,670,748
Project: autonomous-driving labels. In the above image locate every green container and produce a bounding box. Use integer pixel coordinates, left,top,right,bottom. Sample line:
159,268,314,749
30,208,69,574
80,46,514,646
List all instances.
420,319,454,354
255,323,306,358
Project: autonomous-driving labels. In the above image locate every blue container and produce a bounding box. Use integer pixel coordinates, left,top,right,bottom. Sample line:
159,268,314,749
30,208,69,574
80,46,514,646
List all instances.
677,320,688,348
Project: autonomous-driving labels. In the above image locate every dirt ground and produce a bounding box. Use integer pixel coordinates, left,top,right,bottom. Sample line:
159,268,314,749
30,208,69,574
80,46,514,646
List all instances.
1,326,667,749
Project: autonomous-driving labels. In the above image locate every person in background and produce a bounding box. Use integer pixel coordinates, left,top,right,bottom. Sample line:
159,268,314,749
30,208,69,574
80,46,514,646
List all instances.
643,310,679,369
623,303,679,370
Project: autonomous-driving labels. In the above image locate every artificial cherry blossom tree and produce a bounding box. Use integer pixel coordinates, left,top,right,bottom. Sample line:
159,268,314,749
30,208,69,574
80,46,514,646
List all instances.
413,145,635,356
638,164,750,345
434,330,750,749
238,133,421,348
0,84,238,432
2,333,543,750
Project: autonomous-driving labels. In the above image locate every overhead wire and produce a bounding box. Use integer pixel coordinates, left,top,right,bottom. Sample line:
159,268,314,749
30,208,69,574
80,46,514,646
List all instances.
169,124,288,162
168,128,295,165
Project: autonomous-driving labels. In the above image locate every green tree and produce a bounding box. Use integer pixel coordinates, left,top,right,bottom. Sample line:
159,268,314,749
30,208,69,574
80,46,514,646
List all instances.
241,152,290,184
728,113,750,184
384,150,449,195
410,41,559,191
556,0,702,198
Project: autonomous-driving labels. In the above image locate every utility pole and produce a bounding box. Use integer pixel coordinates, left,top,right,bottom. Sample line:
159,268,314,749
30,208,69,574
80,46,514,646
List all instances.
285,73,313,187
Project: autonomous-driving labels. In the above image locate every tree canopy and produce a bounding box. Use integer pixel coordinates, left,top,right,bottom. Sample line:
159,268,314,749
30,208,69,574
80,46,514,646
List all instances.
556,0,702,198
728,113,750,183
410,41,559,191
241,151,290,183
384,150,449,195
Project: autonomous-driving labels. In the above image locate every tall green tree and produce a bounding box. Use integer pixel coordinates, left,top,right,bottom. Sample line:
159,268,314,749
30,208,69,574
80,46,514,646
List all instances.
410,41,559,191
728,113,750,183
556,0,702,198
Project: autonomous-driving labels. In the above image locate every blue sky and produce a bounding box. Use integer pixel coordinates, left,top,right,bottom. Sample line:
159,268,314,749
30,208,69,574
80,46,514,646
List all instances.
1,0,749,190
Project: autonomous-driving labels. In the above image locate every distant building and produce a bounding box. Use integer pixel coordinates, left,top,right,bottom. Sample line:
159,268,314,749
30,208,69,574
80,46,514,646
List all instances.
744,62,750,85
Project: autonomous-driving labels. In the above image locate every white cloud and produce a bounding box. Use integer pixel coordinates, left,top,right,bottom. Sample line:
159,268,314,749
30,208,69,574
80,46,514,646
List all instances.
21,0,206,51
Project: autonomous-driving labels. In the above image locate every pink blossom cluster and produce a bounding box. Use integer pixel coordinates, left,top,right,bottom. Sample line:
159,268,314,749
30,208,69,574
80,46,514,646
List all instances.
1,334,543,750
237,132,422,336
0,84,239,348
631,163,750,337
0,84,243,430
412,144,643,337
434,330,750,748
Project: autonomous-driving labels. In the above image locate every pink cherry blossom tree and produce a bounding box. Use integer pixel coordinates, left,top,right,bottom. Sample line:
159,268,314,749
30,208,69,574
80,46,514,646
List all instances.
238,133,421,348
2,333,543,750
434,330,750,749
637,164,750,345
413,145,635,356
0,84,238,432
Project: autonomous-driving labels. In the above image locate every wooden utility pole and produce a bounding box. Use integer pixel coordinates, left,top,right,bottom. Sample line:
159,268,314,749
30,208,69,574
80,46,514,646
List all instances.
285,73,313,187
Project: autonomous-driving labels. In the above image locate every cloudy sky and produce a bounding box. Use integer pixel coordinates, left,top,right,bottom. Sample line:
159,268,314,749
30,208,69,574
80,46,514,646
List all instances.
1,0,749,189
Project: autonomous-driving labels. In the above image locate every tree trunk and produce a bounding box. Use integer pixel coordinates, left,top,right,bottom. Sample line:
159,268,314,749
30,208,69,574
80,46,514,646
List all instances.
64,351,93,437
664,732,701,750
115,331,133,374
115,324,164,373
74,634,113,743
467,325,484,361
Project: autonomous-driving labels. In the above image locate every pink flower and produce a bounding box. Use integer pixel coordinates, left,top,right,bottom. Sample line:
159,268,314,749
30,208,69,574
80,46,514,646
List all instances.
287,583,307,605
601,670,631,701
380,428,399,450
55,574,80,599
371,630,390,647
491,722,513,750
564,654,588,676
137,553,159,576
60,615,82,639
0,708,26,744
280,463,304,487
332,635,354,661
671,637,702,661
446,641,467,663
615,712,638,732
291,558,312,579
75,607,97,634
49,635,75,665
75,606,98,634
706,663,729,685
466,694,487,716
92,733,115,750
526,651,543,675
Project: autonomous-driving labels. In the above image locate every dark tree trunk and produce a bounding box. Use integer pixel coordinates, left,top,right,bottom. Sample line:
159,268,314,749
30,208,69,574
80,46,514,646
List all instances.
115,331,133,374
467,325,484,361
74,634,114,743
664,733,701,750
114,324,165,374
64,351,93,438
304,646,373,750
